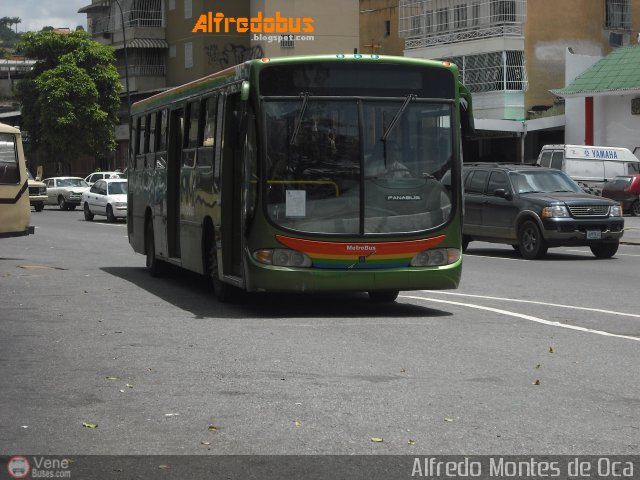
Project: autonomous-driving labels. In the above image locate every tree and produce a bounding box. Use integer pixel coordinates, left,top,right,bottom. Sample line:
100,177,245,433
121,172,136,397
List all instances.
15,30,121,174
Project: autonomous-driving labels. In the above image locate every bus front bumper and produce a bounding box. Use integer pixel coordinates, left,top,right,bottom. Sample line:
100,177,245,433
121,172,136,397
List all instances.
244,258,462,293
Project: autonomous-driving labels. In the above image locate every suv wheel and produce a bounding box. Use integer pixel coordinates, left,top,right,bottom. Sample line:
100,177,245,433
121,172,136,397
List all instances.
631,200,640,217
34,202,44,212
518,220,548,259
58,196,67,210
590,241,619,259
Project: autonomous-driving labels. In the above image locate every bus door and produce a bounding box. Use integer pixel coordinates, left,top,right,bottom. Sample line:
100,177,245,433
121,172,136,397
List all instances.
218,92,244,279
167,108,184,258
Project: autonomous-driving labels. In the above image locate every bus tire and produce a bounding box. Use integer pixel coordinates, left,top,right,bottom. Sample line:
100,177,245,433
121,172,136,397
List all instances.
145,221,163,277
368,290,399,302
208,241,234,303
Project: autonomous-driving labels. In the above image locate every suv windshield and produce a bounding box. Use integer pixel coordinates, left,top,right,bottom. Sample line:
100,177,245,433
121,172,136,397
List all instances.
509,170,583,194
264,98,453,235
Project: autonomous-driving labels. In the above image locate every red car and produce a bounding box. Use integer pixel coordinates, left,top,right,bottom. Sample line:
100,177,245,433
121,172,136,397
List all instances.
601,175,640,216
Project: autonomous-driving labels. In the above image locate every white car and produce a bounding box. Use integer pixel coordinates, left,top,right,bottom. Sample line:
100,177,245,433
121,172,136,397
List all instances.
82,178,127,222
43,176,90,210
84,171,123,186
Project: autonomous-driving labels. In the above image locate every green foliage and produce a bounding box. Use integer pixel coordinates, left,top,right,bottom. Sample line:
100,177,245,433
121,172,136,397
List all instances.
0,16,22,47
15,30,121,167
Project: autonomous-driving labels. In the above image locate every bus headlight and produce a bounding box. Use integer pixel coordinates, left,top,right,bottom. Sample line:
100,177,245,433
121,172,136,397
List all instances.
410,248,460,267
253,248,312,267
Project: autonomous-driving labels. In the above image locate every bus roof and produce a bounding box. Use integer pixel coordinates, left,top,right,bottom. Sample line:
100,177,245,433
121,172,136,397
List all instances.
130,54,458,116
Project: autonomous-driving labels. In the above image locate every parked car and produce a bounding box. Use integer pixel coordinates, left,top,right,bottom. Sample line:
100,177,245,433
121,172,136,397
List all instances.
84,171,123,186
601,175,640,216
43,176,90,210
82,178,127,222
462,164,624,259
26,169,47,212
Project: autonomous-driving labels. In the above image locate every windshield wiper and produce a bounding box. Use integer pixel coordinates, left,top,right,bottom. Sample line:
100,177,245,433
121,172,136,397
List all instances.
380,94,416,142
289,92,311,145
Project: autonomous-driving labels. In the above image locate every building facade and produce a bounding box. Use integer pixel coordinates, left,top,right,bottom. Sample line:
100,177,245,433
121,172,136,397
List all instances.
80,0,358,169
359,0,405,55
398,0,640,162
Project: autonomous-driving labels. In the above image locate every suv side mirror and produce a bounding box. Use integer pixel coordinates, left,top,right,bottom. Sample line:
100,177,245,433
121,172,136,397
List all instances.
493,188,512,200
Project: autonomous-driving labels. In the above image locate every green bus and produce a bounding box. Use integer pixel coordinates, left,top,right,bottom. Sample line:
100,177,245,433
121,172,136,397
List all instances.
127,54,474,302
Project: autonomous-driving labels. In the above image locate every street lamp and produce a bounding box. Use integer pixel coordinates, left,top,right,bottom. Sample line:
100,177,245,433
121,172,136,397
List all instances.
112,0,132,169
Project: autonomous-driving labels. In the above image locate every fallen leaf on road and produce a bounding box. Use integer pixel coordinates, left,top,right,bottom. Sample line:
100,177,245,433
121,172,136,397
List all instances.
82,422,98,429
408,439,416,445
444,417,455,422
549,347,554,354
370,437,384,443
208,425,218,431
158,464,170,470
294,421,301,427
532,379,541,385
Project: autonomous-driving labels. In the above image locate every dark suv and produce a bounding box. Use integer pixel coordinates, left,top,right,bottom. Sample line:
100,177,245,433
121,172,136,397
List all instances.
463,164,624,259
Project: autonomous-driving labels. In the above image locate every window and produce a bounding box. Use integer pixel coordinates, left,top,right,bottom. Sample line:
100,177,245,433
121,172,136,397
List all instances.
454,5,468,29
539,151,552,168
384,20,391,37
550,151,563,170
424,10,433,33
465,170,489,194
184,0,192,19
137,116,147,155
605,0,631,29
0,133,19,184
203,96,217,147
280,35,294,48
148,112,157,153
186,101,201,148
471,3,480,26
491,0,515,22
411,15,422,35
487,171,508,193
157,109,168,152
436,8,449,32
185,42,193,69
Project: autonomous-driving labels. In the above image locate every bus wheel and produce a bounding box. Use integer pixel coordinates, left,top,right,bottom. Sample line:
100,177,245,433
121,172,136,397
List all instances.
145,221,163,277
368,291,399,302
208,242,234,303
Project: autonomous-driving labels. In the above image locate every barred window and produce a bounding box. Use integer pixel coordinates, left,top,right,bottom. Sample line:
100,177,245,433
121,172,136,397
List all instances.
280,35,295,48
454,5,468,29
605,0,631,29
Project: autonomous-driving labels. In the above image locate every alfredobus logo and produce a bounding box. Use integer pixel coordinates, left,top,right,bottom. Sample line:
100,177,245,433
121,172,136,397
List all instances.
193,11,314,34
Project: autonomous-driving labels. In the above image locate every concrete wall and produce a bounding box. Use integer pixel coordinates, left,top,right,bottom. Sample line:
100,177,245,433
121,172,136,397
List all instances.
359,0,404,56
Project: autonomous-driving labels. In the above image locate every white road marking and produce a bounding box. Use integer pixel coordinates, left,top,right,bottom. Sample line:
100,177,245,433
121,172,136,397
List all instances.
400,294,640,343
421,291,640,319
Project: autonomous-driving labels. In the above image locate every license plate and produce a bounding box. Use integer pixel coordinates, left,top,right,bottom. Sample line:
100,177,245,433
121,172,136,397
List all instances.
587,230,602,240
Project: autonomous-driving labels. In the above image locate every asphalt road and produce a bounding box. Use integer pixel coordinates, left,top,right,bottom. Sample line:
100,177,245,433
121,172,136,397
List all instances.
1,209,639,462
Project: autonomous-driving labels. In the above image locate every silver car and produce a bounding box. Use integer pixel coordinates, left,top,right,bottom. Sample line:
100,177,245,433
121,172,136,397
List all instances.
82,178,127,222
43,176,90,210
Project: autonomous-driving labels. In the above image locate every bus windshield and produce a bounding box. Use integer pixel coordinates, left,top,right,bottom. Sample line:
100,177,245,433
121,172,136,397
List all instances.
264,98,453,234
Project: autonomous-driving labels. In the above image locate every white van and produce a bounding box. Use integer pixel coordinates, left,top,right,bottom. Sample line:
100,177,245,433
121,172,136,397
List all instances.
536,144,640,194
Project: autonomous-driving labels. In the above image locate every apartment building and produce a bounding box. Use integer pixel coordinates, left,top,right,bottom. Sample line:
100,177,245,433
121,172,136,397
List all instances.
359,0,405,55
398,0,640,162
79,0,358,167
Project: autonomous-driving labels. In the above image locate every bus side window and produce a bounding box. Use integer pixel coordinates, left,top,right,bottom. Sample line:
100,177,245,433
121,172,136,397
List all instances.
147,112,157,170
136,116,146,170
198,96,217,169
0,134,20,184
184,100,200,167
156,109,168,169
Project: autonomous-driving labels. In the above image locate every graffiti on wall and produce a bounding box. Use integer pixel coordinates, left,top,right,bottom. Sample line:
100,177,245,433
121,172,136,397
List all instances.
204,43,265,69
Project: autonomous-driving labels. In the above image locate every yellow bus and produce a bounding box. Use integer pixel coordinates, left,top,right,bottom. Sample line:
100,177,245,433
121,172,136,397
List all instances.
0,122,33,238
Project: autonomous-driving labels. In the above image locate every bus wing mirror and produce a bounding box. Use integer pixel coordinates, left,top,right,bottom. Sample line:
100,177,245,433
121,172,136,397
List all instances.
459,85,475,138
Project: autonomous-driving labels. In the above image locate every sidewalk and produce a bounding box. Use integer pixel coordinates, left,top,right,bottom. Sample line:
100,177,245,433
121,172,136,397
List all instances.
621,216,640,245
